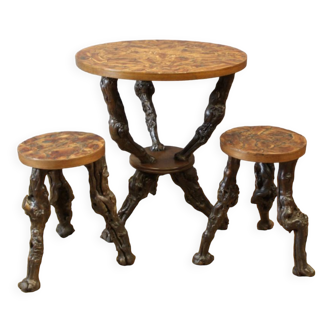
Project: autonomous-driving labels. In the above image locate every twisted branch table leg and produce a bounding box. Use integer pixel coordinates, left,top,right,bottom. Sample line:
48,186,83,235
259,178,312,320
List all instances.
100,77,155,164
277,160,315,277
19,169,51,292
193,157,240,265
135,80,165,152
101,169,158,242
171,166,212,217
175,74,234,161
119,170,159,223
85,156,135,265
251,163,277,230
48,170,75,238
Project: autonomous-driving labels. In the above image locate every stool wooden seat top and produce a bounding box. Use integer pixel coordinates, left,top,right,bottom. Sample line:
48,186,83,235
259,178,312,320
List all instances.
18,131,105,169
75,40,247,81
220,126,307,163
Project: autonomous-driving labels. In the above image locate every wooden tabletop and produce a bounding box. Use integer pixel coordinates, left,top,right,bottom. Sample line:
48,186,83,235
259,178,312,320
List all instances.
76,40,247,81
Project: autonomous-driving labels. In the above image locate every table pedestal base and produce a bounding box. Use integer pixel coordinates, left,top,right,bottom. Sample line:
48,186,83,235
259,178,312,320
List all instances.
101,146,213,242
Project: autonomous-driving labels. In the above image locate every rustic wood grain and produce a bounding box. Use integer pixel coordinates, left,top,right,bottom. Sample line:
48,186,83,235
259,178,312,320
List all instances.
220,126,307,163
76,40,247,81
18,132,105,169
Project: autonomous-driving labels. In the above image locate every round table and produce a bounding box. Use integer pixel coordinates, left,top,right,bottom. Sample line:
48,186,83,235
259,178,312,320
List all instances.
76,40,247,241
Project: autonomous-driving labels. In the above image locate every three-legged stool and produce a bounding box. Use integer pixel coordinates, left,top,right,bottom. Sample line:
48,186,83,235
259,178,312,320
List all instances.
17,131,135,292
193,126,315,277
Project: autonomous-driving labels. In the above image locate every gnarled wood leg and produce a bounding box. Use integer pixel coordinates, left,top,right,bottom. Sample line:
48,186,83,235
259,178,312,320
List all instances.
193,157,240,265
100,77,155,164
251,163,277,230
175,74,234,161
277,160,315,277
171,166,213,217
119,170,159,222
85,156,135,266
48,170,75,238
135,80,165,152
101,170,159,242
19,169,51,292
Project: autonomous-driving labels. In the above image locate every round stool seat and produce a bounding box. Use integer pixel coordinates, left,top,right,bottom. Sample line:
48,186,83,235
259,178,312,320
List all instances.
18,131,105,169
220,126,307,163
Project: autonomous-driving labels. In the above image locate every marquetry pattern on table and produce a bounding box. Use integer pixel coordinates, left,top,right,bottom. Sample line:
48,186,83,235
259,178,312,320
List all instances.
76,40,247,80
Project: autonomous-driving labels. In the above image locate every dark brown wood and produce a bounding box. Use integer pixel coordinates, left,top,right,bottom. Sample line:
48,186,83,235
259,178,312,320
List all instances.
19,169,51,292
100,77,155,164
277,160,315,277
19,151,136,292
120,170,159,223
193,157,240,265
76,41,247,251
101,165,214,243
76,40,247,81
85,156,136,265
134,80,165,151
175,74,234,161
101,170,159,243
130,146,194,175
171,166,213,217
48,170,75,237
220,126,307,163
251,163,277,230
18,131,105,169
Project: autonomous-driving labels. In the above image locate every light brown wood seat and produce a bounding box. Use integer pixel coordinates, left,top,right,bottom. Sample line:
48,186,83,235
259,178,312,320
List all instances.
220,126,307,163
18,131,105,169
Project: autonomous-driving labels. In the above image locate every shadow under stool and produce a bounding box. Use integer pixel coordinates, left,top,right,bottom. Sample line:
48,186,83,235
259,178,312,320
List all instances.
17,131,135,292
193,126,315,277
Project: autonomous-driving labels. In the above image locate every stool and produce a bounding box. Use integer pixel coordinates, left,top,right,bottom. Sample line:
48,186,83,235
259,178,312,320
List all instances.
192,126,315,277
17,131,135,292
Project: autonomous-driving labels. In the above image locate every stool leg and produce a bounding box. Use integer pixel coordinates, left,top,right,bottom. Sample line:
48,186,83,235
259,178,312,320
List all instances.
277,160,315,277
193,157,240,265
85,156,135,266
171,166,213,217
251,163,277,230
19,169,51,292
48,170,75,238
